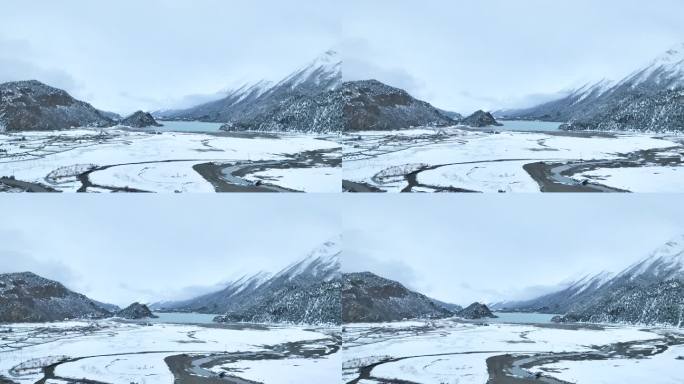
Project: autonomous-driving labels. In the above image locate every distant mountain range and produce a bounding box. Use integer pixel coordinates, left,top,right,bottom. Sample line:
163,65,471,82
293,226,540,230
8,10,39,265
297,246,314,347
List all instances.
0,272,117,322
5,44,684,133
153,238,342,325
498,43,684,132
157,51,464,133
494,235,684,327
1,51,508,133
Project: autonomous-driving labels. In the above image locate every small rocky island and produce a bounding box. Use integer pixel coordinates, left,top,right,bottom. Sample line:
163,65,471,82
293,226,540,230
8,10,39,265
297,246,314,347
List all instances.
116,302,158,319
120,111,163,128
457,302,498,319
461,110,503,127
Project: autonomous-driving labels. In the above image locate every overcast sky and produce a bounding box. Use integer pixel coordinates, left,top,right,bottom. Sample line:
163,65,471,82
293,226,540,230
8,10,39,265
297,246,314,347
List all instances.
343,195,684,306
0,195,339,307
1,1,683,115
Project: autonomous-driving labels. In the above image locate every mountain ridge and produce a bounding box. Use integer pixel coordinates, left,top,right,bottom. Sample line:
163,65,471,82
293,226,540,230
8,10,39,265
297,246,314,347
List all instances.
159,51,458,133
0,80,115,131
154,238,342,325
0,271,118,323
498,43,684,132
495,235,684,327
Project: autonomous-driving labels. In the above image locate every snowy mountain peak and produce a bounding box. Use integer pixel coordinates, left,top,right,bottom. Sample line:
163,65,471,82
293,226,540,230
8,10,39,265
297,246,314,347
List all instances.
307,235,342,261
623,43,684,88
277,50,343,91
620,235,684,280
275,237,341,282
314,50,342,69
653,43,684,66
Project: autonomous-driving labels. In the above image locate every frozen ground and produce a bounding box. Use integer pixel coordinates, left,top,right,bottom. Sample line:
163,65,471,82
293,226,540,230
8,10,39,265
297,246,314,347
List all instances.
341,127,684,193
342,319,684,384
0,128,340,193
0,320,340,384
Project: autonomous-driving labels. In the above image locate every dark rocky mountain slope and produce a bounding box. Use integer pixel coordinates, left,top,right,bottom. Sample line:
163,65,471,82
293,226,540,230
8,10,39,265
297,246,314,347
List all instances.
0,272,116,323
0,80,114,131
342,272,455,323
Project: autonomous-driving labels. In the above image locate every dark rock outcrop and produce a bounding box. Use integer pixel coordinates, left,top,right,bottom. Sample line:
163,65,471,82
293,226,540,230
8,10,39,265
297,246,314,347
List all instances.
116,302,158,319
0,80,114,131
120,111,163,128
461,110,503,127
339,80,455,131
0,272,116,323
342,272,454,323
457,303,497,319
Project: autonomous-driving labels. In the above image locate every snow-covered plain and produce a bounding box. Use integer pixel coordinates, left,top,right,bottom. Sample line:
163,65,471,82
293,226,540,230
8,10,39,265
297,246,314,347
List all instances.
0,320,340,384
341,127,684,192
0,128,340,192
342,319,682,384
575,166,684,193
530,343,684,384
244,166,342,193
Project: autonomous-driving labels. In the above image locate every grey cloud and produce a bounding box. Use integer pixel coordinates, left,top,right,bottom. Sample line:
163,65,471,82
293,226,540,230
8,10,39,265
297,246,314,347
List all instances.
0,249,77,286
0,38,80,93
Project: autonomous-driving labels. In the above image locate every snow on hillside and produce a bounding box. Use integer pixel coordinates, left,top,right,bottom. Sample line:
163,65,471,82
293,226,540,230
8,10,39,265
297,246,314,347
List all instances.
622,43,684,88
618,234,684,281
275,50,342,91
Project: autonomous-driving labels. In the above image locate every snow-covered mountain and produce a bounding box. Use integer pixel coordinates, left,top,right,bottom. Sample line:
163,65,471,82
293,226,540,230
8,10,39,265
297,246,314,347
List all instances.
492,271,615,314
0,272,117,323
221,78,456,133
342,272,457,323
161,51,455,133
155,238,341,325
499,43,684,132
496,235,684,327
156,51,342,129
0,80,115,131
